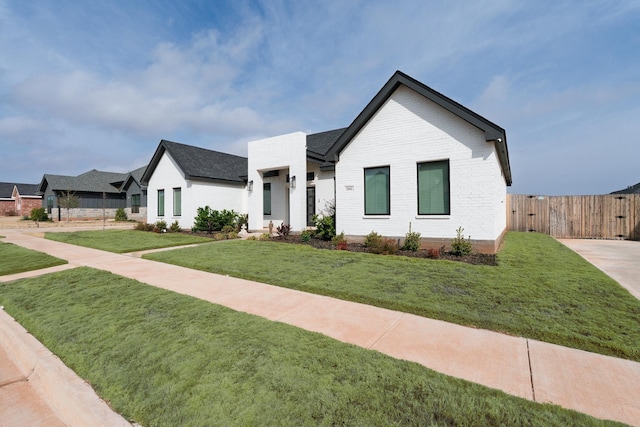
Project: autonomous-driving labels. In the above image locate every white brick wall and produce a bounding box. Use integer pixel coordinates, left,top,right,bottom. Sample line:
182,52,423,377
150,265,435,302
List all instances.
335,86,507,242
247,132,307,231
146,151,246,230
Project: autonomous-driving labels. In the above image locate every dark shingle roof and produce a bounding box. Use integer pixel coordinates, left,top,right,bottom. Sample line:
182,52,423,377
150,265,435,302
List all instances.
40,170,124,193
307,128,346,157
141,140,248,185
38,168,143,194
0,182,15,198
0,182,40,198
325,70,512,185
611,182,640,195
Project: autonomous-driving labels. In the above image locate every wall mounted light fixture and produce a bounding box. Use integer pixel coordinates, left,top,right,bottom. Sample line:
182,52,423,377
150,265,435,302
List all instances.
248,180,253,192
290,176,296,189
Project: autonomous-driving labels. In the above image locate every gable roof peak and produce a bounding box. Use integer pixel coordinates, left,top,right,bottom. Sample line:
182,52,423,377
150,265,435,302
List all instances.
325,70,512,185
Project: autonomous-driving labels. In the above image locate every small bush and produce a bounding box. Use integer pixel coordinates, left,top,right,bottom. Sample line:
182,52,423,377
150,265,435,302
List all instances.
451,226,473,256
313,214,335,241
29,208,48,222
364,231,382,248
135,222,156,232
227,231,239,240
300,230,313,242
155,220,168,233
115,208,128,222
221,225,235,234
332,232,348,250
259,233,271,241
169,221,182,233
402,231,421,252
427,248,440,259
246,235,257,241
277,223,291,238
193,206,238,233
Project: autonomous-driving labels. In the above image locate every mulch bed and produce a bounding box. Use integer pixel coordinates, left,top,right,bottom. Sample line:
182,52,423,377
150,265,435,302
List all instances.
180,230,497,266
271,234,498,266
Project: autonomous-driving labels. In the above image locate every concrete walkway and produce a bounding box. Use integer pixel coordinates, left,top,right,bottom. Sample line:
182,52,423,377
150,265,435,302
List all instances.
1,229,639,426
560,238,640,300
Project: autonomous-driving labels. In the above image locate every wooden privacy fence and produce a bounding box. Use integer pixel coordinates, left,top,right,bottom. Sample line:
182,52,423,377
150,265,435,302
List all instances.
507,194,640,240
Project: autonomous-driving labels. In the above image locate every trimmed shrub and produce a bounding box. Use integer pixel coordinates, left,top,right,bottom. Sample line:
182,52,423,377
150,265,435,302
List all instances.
115,208,128,221
451,226,473,256
169,221,182,233
155,220,168,233
313,214,335,241
332,232,348,250
193,206,238,233
29,208,48,222
364,231,382,248
259,233,271,241
402,231,421,252
300,230,313,242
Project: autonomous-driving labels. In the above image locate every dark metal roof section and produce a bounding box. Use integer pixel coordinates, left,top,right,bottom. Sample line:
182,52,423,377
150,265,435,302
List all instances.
141,140,248,185
325,70,512,186
611,182,640,194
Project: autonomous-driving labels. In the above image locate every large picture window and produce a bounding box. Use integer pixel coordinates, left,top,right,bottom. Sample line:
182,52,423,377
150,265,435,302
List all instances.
47,195,54,214
418,160,450,215
364,166,390,215
173,188,181,216
131,194,140,214
263,183,271,215
157,189,165,216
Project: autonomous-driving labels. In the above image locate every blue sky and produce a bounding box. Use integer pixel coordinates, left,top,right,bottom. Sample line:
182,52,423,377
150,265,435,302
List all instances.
1,0,638,195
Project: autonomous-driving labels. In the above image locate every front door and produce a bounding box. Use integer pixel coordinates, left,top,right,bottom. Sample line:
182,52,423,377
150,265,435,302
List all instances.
306,187,316,226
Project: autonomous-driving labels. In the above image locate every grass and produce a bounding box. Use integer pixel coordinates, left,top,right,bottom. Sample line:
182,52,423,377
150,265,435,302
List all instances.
0,267,619,426
145,232,640,361
45,229,213,253
0,240,67,276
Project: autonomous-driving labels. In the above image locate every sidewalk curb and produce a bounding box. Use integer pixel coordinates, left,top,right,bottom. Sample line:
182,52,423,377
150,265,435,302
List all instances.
0,309,132,427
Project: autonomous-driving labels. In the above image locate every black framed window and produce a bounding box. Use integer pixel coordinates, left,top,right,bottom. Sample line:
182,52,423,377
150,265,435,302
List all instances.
131,194,140,214
364,166,390,215
417,160,450,215
173,188,181,216
263,183,271,215
157,189,165,216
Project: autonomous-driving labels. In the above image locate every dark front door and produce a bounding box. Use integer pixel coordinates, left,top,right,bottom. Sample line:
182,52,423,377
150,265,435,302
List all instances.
306,187,316,226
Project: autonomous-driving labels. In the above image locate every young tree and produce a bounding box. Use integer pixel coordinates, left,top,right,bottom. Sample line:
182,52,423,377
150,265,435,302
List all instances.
57,190,80,222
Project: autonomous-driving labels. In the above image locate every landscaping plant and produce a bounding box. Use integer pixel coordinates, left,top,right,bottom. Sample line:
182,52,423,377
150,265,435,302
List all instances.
402,223,421,252
115,208,128,221
451,226,473,256
193,206,238,233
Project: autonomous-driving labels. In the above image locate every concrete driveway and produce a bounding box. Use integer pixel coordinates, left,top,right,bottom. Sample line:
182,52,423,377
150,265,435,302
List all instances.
560,238,640,300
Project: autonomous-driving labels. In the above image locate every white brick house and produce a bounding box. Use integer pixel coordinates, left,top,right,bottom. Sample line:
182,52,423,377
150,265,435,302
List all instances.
142,71,511,252
142,140,247,230
326,71,511,253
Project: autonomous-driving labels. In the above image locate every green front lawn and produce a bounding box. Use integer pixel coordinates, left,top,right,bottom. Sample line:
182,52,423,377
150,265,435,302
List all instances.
45,229,212,253
144,232,640,361
0,268,617,426
0,240,67,276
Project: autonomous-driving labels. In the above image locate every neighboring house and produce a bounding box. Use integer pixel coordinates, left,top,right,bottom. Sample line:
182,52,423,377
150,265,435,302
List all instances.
611,182,640,195
0,182,42,217
141,140,248,229
37,167,147,221
144,71,512,253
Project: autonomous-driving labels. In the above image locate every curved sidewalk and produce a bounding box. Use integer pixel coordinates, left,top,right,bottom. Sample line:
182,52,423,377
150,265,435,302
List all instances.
1,229,639,426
